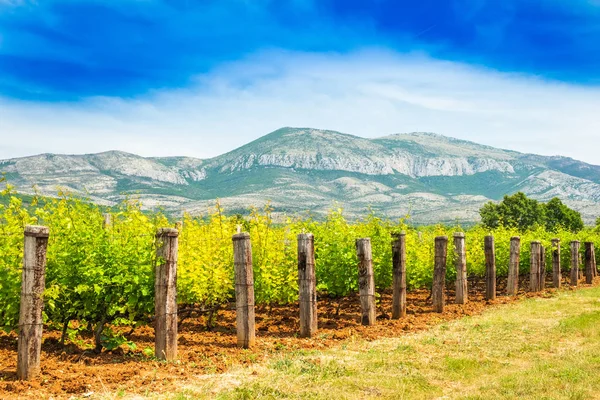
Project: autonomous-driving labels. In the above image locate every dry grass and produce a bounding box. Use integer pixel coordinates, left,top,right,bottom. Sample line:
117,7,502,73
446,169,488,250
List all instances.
154,287,600,400
93,287,600,399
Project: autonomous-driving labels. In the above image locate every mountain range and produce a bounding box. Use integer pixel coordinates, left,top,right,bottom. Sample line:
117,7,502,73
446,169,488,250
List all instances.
2,127,600,224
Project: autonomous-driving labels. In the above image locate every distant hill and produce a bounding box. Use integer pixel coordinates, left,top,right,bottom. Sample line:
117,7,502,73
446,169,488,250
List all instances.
2,127,600,224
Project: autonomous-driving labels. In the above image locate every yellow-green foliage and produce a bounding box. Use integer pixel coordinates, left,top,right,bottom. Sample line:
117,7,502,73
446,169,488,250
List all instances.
0,187,37,330
178,204,236,308
1,188,600,334
247,205,298,305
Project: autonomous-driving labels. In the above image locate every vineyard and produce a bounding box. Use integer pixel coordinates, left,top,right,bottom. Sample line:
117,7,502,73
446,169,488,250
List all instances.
2,181,600,396
2,184,600,343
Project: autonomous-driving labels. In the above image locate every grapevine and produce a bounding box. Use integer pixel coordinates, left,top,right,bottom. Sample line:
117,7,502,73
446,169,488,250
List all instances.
1,186,598,348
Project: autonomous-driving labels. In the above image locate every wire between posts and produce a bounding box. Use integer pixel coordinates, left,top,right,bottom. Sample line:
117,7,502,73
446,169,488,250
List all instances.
107,233,156,238
154,312,179,317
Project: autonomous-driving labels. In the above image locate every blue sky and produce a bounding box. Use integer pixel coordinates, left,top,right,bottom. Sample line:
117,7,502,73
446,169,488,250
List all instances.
1,0,600,162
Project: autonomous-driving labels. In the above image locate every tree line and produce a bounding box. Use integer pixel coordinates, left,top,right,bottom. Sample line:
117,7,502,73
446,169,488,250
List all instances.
479,192,584,232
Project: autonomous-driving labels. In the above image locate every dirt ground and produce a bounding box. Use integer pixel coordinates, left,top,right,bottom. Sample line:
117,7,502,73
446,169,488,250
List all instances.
0,277,591,399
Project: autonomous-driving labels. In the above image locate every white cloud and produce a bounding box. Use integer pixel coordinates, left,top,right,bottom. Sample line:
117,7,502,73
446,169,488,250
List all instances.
0,0,35,6
1,49,600,164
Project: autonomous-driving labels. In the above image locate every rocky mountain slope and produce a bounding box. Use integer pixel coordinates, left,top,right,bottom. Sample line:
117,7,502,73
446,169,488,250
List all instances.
2,127,600,224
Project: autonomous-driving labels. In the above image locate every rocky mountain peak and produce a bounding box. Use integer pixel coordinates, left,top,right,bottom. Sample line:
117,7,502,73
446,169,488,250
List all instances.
2,127,600,224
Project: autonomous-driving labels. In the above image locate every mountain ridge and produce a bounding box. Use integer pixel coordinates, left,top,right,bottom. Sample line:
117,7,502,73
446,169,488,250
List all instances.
2,127,600,224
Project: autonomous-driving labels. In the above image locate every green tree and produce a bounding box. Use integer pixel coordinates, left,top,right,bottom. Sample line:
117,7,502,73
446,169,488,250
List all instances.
480,193,583,232
543,197,583,232
480,201,501,229
480,192,545,231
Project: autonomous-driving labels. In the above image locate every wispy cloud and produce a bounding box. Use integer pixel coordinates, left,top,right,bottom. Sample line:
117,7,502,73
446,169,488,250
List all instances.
1,0,599,100
0,0,29,5
2,49,599,163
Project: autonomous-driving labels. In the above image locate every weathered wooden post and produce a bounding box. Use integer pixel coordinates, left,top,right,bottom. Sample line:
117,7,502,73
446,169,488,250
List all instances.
233,232,255,348
584,242,595,285
391,232,407,319
530,241,541,292
155,228,178,361
298,233,317,337
102,213,111,229
17,225,49,380
594,245,598,278
540,245,546,290
484,235,496,300
356,238,376,325
551,239,561,288
432,236,448,313
507,236,520,296
570,241,580,286
453,232,467,304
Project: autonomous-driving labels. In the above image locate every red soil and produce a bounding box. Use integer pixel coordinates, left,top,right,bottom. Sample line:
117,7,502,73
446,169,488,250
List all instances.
0,277,592,399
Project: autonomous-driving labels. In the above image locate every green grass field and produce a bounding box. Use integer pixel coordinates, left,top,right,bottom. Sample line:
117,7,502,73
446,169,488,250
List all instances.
163,287,600,400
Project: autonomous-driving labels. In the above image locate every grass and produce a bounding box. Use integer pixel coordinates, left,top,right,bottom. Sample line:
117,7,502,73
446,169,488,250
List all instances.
167,287,600,400
103,287,600,399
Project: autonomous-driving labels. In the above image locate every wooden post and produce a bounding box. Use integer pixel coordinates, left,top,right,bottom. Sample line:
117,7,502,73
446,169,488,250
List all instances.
102,213,111,229
233,232,255,348
17,225,49,380
540,243,547,291
298,233,317,337
155,228,178,361
551,239,561,288
391,232,407,319
530,241,541,292
356,238,376,325
484,235,496,300
593,245,598,278
507,236,520,296
570,241,580,286
584,242,595,284
432,236,448,313
453,232,467,304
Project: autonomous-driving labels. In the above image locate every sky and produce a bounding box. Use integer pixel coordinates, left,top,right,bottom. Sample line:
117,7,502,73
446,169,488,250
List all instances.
1,0,600,163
